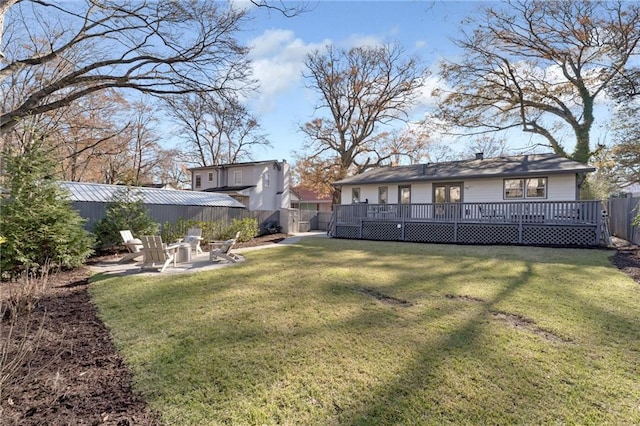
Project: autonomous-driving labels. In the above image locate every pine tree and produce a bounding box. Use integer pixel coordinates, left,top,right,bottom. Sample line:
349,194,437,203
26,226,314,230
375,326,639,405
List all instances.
0,144,94,278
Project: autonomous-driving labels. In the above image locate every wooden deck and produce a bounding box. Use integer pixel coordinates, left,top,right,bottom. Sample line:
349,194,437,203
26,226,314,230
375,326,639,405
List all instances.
330,201,605,247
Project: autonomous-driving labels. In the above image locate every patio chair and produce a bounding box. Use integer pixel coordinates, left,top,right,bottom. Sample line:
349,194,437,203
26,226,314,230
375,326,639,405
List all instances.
209,232,243,263
182,228,204,255
139,235,180,273
118,230,144,263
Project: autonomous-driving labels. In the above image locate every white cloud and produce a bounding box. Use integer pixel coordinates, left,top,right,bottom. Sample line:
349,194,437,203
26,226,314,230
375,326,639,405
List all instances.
245,27,435,115
338,34,384,49
247,29,329,112
413,60,450,112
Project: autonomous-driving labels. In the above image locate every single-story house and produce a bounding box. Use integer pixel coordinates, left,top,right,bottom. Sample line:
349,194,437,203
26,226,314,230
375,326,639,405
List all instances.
290,186,333,212
330,153,604,247
333,153,594,205
188,160,291,211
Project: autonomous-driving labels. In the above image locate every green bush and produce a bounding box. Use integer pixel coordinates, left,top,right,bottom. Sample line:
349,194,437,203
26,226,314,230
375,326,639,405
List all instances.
0,145,94,278
161,218,199,243
161,218,224,243
161,218,258,243
93,187,158,249
228,218,259,243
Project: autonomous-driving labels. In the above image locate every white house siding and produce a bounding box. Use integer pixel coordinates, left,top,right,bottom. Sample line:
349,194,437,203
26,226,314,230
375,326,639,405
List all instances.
410,183,432,203
339,173,580,205
341,185,389,204
249,163,291,211
546,174,578,200
190,160,290,211
278,162,291,210
256,161,291,210
461,175,577,202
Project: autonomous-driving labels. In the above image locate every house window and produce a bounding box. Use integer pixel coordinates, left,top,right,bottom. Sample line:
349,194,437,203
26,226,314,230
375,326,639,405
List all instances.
433,183,462,203
504,179,523,199
399,185,411,204
195,174,201,189
378,186,388,204
264,172,271,188
233,170,242,186
504,178,547,199
527,177,547,198
352,188,361,204
207,172,214,182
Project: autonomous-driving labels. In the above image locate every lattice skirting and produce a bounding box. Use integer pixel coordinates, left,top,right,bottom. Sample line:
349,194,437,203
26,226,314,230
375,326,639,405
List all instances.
361,221,401,241
404,222,455,243
335,225,359,239
457,224,519,244
334,221,599,246
522,225,597,246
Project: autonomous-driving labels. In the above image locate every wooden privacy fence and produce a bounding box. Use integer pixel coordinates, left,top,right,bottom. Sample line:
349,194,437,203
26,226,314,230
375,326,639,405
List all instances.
71,201,279,234
607,197,640,244
297,210,333,232
331,200,604,247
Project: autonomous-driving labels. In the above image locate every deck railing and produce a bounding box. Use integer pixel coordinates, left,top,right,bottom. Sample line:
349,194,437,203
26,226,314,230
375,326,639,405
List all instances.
330,200,604,246
334,200,602,226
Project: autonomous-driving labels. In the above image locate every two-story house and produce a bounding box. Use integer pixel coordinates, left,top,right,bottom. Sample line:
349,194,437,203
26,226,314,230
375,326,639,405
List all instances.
189,160,291,211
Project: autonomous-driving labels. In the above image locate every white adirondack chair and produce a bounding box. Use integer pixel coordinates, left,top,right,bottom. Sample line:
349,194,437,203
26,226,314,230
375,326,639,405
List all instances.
139,236,179,273
183,228,204,255
118,230,144,263
209,232,243,263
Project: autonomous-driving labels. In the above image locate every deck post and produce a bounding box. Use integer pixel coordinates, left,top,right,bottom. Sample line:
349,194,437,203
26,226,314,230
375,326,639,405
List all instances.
517,203,523,244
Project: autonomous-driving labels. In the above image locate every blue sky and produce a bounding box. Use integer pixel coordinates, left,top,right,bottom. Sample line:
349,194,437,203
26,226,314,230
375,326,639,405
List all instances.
239,1,484,163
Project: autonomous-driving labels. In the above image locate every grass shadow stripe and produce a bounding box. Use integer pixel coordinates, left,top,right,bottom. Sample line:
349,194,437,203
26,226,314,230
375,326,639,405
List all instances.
491,310,573,343
354,287,413,307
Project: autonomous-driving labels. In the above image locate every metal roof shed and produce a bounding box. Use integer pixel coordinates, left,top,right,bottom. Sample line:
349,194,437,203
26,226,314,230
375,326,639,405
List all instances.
59,181,248,231
60,181,245,207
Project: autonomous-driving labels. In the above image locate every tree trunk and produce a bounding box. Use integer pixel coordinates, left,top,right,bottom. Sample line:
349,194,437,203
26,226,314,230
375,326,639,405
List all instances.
572,126,591,165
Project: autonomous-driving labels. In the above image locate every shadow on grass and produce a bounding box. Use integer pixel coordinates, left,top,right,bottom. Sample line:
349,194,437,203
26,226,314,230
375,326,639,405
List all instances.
90,237,639,424
337,263,540,424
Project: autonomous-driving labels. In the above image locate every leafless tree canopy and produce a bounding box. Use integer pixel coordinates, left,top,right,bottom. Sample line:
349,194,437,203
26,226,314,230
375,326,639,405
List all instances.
435,0,640,164
298,43,429,199
0,0,254,136
164,92,271,168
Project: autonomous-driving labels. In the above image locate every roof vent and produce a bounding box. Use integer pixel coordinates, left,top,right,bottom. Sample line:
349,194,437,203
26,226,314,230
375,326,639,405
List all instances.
475,152,484,160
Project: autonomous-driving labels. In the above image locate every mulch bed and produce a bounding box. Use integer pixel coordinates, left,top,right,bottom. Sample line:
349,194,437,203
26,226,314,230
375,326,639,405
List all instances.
608,244,640,283
1,236,637,425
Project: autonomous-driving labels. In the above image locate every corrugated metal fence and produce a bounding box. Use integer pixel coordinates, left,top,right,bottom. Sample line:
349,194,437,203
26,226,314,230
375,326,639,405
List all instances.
72,201,279,233
607,197,640,244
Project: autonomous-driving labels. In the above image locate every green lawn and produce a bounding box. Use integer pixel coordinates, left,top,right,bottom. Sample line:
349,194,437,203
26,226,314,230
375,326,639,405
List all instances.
89,238,640,425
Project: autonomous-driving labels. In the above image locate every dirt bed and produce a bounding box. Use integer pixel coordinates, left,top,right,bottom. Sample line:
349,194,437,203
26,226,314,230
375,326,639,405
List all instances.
1,237,636,425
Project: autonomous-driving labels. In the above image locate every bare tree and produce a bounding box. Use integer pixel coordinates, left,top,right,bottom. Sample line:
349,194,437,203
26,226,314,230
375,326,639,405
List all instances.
154,148,191,189
0,0,306,138
607,73,640,189
386,127,431,166
462,136,510,160
165,92,270,167
299,43,429,201
125,100,160,184
54,91,130,182
435,0,640,164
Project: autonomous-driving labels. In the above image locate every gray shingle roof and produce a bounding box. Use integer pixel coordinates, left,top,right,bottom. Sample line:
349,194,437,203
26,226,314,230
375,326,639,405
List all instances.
59,181,246,208
333,153,595,186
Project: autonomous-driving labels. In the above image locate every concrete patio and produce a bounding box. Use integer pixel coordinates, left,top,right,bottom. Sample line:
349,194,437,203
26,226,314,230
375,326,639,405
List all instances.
88,232,326,277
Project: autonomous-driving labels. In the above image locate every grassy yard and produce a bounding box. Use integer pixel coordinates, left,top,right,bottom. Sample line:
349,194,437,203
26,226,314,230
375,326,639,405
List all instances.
89,238,640,425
